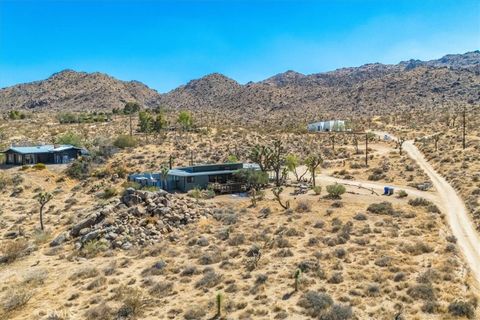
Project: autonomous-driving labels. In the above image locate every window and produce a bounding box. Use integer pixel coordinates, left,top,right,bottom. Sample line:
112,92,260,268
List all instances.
186,176,194,183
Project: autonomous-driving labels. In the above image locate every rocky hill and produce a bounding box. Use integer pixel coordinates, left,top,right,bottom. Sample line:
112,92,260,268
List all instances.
0,69,160,111
1,51,479,123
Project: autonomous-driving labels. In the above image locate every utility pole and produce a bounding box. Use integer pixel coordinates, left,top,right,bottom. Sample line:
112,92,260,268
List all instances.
129,112,133,137
462,105,466,150
365,133,368,167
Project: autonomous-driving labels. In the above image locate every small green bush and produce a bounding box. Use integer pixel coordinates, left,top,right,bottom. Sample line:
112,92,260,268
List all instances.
312,186,322,195
32,163,46,170
113,135,137,149
397,190,408,198
102,187,118,199
326,184,346,199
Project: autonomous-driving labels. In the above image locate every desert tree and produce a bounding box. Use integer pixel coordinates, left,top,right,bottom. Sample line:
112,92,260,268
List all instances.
138,111,153,142
305,154,323,187
160,165,169,190
294,269,302,292
177,111,193,131
248,145,273,172
396,137,406,156
34,192,53,231
432,133,442,152
152,112,167,140
272,187,290,210
123,101,141,136
285,154,307,182
270,140,286,186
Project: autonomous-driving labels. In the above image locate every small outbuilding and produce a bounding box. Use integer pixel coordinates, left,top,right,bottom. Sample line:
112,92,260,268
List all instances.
307,120,347,132
2,145,87,165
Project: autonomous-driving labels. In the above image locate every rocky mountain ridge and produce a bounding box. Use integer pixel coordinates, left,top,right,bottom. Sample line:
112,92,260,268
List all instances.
1,51,479,123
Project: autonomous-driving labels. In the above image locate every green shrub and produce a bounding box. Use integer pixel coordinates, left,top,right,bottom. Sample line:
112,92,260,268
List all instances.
56,131,83,147
408,197,431,207
102,187,118,199
65,158,92,179
397,190,408,198
312,186,322,195
113,135,137,149
367,202,395,215
32,163,46,170
326,184,346,199
20,165,30,171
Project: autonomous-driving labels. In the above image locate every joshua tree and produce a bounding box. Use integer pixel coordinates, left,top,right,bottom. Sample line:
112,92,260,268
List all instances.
396,137,406,156
123,101,141,136
305,154,323,187
160,165,169,189
248,144,273,172
272,187,290,210
216,292,223,317
432,133,442,152
34,192,53,231
294,269,302,292
285,154,307,182
329,134,336,153
270,140,286,186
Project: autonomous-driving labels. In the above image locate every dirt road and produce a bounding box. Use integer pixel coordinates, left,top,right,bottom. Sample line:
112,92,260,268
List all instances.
376,132,480,285
403,140,480,285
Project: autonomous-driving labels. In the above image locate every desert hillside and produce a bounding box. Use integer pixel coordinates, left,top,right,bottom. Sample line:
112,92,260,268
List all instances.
1,51,479,125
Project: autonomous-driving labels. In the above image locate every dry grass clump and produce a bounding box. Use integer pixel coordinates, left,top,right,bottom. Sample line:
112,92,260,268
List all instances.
0,239,30,263
1,286,32,315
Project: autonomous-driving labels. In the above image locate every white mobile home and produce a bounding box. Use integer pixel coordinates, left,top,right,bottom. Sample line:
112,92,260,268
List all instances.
307,120,346,132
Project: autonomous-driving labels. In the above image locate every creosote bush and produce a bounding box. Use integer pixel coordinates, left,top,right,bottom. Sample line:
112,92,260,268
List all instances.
326,184,346,199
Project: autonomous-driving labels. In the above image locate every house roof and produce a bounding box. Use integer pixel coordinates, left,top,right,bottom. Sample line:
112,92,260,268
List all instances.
2,145,83,154
168,163,259,177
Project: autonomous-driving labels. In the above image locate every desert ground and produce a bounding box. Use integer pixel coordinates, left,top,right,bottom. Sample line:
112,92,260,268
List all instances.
0,111,479,320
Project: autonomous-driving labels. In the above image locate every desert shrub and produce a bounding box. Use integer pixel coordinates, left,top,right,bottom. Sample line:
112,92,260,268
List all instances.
353,213,367,220
448,301,475,319
320,304,353,320
195,270,222,288
87,276,107,290
56,131,83,147
327,272,344,284
113,135,137,149
421,300,440,314
184,307,206,320
408,197,432,207
326,184,346,199
367,202,395,215
1,287,32,313
1,239,30,263
84,303,114,320
114,286,146,318
65,158,92,179
400,241,434,255
81,240,109,258
397,190,408,198
312,186,322,195
149,281,173,298
407,283,435,300
69,267,99,280
0,173,12,190
101,187,118,199
32,163,46,170
298,291,333,317
295,200,311,213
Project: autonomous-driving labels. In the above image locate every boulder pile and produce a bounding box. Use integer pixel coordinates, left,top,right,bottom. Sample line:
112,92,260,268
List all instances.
58,188,216,250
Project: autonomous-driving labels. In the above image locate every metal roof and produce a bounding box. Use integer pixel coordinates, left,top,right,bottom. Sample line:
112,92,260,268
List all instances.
3,145,82,154
168,163,260,177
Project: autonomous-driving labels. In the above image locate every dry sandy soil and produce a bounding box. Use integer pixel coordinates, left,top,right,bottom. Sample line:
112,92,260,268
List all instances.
0,113,479,320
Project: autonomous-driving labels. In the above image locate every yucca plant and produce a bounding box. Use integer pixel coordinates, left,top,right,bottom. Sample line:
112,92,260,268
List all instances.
294,269,302,292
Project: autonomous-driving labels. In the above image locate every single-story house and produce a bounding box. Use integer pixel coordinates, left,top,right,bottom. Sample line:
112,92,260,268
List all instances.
129,162,260,193
307,120,346,132
2,145,87,165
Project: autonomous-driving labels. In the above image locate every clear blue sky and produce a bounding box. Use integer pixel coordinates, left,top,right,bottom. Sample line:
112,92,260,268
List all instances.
0,0,479,92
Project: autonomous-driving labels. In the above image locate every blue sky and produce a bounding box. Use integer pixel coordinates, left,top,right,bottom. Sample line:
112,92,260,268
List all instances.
0,0,479,92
